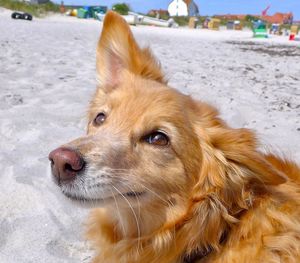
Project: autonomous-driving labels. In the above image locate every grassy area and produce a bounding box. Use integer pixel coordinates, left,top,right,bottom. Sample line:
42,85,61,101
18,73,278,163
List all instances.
172,16,189,26
0,0,59,17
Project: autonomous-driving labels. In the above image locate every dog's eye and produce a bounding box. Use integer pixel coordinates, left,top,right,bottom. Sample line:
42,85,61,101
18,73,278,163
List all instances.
143,131,169,147
93,112,106,126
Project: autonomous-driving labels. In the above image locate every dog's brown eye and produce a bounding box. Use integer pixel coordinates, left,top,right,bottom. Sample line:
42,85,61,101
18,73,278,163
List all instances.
94,112,106,126
144,131,169,146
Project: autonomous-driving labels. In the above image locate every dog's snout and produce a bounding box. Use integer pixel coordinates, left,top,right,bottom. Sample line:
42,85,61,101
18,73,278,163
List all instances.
49,147,85,182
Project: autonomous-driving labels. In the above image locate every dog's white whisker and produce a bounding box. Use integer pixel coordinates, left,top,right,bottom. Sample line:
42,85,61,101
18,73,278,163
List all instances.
110,187,126,236
111,184,142,252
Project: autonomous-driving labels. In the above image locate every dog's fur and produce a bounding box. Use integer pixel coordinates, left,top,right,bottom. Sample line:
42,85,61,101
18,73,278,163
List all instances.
53,11,300,263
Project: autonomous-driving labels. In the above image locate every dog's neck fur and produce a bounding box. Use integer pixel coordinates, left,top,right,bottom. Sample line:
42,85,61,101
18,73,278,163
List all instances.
87,193,236,263
105,194,192,239
112,201,173,238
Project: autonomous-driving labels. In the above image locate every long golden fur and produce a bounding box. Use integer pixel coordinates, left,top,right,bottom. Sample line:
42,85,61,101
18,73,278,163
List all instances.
50,11,300,263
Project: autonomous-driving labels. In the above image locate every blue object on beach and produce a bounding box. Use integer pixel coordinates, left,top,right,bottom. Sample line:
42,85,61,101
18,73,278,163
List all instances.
82,6,93,18
77,8,88,19
252,21,268,38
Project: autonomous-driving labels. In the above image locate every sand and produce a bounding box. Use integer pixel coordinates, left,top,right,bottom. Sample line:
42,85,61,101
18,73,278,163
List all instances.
0,9,299,263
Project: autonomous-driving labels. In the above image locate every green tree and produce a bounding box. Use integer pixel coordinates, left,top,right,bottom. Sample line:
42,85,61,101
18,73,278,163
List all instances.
112,3,130,15
245,15,259,22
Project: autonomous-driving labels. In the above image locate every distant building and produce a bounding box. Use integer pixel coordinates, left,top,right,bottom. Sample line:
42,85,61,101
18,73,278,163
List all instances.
184,0,199,17
168,0,188,16
168,0,199,17
215,12,293,25
262,12,293,24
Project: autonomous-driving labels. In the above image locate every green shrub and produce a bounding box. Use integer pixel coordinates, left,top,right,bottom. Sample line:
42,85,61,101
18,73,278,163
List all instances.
112,3,130,15
172,16,189,26
0,0,59,17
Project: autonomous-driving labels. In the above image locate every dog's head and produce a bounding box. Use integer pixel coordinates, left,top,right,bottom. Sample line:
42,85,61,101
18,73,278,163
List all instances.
49,12,203,204
49,11,286,250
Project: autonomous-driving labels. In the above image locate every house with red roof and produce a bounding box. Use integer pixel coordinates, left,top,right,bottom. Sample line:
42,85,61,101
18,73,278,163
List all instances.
262,12,293,24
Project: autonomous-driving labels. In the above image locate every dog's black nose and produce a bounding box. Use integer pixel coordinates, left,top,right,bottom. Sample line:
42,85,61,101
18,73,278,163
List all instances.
49,147,85,182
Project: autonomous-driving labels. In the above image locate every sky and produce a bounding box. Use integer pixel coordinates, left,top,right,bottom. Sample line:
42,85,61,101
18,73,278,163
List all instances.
55,0,300,20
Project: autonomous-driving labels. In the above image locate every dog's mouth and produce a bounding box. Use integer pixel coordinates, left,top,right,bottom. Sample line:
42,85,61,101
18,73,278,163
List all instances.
63,190,146,203
125,191,145,197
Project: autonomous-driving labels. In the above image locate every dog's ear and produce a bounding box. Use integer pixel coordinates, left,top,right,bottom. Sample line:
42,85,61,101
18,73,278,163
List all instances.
211,128,287,186
190,100,287,187
96,11,165,90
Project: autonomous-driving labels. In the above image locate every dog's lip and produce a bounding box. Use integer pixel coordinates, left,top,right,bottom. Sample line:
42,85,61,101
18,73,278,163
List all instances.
63,191,146,202
124,191,145,197
51,173,75,186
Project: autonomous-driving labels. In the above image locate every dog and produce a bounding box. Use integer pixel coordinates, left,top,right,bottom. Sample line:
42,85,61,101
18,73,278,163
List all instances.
49,11,300,263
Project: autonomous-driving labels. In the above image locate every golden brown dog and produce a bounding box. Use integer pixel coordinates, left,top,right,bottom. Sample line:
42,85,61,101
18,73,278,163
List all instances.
49,11,300,263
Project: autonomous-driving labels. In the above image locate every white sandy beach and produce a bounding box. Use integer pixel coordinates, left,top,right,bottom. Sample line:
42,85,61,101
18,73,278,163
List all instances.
0,8,299,262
